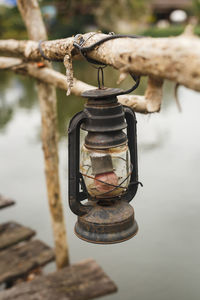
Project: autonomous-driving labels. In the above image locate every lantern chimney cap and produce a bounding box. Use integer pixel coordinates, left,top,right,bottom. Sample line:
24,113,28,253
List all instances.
82,88,123,99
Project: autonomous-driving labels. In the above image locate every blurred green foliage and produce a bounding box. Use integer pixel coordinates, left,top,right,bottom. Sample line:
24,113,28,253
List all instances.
0,71,37,131
142,25,200,37
0,0,149,39
192,0,200,21
1,0,200,40
0,6,27,39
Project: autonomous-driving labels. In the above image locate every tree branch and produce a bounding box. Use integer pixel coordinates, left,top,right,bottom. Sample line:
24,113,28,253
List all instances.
17,0,69,269
0,56,163,113
0,33,200,92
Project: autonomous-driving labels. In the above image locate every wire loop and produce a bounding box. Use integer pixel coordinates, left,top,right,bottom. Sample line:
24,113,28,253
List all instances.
97,66,105,88
38,40,63,62
73,32,142,95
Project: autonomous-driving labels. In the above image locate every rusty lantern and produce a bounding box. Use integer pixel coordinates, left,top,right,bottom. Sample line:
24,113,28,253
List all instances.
68,74,141,244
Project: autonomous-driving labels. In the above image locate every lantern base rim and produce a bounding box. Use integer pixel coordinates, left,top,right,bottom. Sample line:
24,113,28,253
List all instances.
74,200,138,244
75,221,138,244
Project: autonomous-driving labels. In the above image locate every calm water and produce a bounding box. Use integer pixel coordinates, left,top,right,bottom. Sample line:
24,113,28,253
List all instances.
0,65,200,300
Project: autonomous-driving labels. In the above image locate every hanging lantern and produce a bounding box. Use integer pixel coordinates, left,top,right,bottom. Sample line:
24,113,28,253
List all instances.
68,73,141,244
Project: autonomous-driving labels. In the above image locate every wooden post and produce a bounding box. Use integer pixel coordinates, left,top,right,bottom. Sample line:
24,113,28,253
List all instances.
17,0,69,268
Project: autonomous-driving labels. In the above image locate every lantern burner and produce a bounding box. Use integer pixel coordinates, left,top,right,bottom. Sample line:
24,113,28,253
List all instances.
82,87,123,99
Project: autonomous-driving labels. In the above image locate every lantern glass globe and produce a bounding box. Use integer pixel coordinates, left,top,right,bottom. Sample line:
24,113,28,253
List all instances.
80,143,131,199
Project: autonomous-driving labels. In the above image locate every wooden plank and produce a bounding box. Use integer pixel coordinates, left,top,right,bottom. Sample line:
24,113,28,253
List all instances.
0,240,55,284
0,259,117,300
0,195,15,210
0,222,35,250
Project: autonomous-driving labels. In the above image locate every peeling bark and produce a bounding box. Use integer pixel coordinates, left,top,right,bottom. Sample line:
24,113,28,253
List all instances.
63,52,73,96
145,76,163,113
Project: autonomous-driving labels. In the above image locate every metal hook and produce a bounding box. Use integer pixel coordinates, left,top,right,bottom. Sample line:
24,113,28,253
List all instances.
97,67,105,89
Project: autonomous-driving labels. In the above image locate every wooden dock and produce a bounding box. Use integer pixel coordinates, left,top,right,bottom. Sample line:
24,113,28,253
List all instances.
0,222,35,250
0,259,116,300
0,195,117,299
0,195,15,210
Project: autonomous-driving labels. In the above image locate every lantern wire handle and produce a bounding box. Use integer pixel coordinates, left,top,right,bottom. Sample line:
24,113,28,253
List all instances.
38,40,63,62
97,66,105,89
73,32,143,66
73,32,141,95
